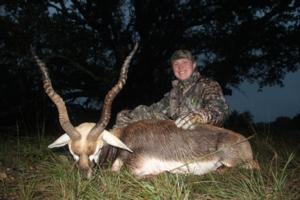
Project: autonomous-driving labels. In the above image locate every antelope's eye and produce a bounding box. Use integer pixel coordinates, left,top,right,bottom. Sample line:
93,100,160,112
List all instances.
89,155,94,162
91,147,102,162
69,147,80,161
73,154,79,161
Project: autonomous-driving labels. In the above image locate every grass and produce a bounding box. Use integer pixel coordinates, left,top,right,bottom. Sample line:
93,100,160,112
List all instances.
0,127,299,200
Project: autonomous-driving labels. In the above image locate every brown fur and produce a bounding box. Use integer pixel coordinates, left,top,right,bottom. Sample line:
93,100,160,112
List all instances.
101,120,259,172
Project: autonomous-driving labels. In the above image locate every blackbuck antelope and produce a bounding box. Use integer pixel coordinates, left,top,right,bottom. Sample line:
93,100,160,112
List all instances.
32,44,259,179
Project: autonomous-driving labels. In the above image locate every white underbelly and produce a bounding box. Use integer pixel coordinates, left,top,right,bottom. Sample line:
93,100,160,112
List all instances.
132,157,222,177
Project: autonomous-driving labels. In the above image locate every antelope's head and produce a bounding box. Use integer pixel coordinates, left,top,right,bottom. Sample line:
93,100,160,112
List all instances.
32,44,138,178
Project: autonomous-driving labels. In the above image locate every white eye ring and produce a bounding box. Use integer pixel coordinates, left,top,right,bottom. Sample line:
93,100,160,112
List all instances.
69,148,80,161
74,154,79,161
89,155,94,162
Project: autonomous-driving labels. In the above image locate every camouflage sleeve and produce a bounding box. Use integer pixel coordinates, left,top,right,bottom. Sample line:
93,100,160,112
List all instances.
198,81,230,125
113,93,170,128
175,81,229,129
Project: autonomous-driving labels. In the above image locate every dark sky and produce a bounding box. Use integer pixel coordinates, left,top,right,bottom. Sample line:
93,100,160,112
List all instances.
226,70,300,122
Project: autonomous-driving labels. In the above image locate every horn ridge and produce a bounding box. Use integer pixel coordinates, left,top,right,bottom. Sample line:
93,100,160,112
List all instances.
31,47,81,140
88,43,139,140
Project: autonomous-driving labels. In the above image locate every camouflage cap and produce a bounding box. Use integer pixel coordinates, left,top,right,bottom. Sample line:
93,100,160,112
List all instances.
170,49,195,63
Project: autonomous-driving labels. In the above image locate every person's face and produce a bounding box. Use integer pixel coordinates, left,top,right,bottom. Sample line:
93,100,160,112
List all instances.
172,58,196,81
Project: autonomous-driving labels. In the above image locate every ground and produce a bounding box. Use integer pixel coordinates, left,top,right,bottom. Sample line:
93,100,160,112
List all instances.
0,126,299,200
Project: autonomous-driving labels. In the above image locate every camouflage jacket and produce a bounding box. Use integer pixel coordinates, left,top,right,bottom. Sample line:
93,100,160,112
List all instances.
114,71,229,128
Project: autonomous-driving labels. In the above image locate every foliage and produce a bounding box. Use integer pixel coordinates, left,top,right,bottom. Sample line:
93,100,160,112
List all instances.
1,0,299,126
224,110,254,131
253,113,300,131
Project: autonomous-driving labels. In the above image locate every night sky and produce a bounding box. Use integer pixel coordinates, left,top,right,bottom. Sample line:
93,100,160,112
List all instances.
226,70,300,122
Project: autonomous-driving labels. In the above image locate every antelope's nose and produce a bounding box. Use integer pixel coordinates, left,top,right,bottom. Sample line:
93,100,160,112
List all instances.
80,167,93,179
77,155,95,179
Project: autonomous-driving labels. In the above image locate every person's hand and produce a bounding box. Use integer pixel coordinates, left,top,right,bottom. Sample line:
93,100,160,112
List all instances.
175,112,208,130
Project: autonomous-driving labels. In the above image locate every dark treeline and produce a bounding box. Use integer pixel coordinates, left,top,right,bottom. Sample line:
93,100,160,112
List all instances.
225,111,300,133
0,1,299,132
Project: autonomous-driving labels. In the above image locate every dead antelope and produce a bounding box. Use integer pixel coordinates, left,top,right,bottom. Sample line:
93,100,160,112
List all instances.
32,44,259,179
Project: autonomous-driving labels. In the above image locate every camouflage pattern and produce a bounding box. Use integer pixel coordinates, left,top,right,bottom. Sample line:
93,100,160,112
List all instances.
170,49,195,63
114,71,229,129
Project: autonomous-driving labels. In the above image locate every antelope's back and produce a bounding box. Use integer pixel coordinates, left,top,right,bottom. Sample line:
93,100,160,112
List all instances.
118,119,234,161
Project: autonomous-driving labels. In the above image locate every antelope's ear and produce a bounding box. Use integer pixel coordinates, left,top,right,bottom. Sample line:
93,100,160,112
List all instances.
101,130,133,152
48,133,70,148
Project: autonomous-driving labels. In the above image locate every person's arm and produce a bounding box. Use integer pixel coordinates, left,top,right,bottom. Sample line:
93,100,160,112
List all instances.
175,81,229,129
114,93,170,128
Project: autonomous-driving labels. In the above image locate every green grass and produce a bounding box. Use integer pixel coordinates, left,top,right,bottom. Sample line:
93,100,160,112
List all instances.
0,129,299,200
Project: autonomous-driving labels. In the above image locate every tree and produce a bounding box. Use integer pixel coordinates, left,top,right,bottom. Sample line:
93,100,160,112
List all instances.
224,110,254,131
291,114,300,129
273,116,292,129
1,0,299,126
